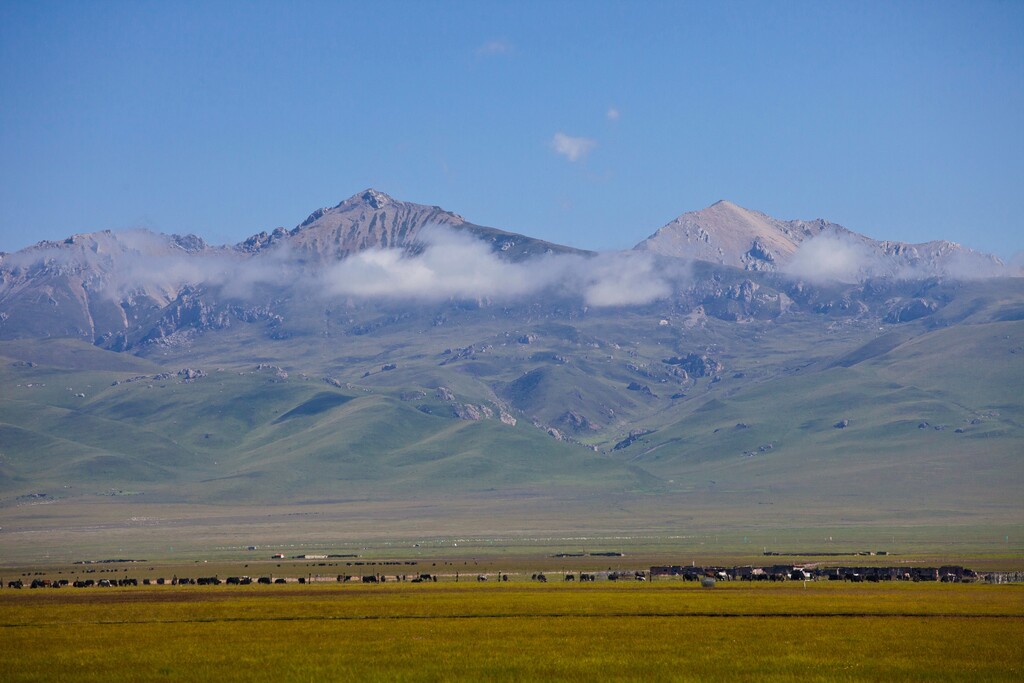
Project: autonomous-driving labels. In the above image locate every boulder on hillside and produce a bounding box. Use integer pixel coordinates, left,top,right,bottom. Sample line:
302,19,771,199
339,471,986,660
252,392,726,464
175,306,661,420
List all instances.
454,404,483,421
555,410,600,433
613,429,653,451
178,368,206,381
662,353,723,377
626,381,655,396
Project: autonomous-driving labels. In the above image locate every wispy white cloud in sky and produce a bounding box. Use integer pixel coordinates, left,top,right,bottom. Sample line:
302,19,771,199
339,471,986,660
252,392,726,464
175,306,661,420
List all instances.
476,39,512,56
606,107,620,121
552,132,596,162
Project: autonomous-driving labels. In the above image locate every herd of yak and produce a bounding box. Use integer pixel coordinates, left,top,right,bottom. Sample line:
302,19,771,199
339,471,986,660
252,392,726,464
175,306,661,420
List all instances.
3,564,985,590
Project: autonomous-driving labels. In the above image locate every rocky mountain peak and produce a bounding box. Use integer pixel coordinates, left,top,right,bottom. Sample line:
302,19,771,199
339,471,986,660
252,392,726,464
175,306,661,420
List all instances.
635,201,1004,279
709,199,742,211
358,188,391,209
239,189,585,262
171,234,209,254
635,200,809,271
267,189,470,260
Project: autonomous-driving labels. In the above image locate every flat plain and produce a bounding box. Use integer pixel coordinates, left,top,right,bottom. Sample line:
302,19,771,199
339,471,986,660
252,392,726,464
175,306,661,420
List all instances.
2,574,1022,682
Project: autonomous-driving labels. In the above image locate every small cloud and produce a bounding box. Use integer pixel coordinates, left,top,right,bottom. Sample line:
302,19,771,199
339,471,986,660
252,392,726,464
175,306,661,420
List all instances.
476,39,512,56
606,107,620,121
552,132,596,162
785,232,873,283
578,252,673,307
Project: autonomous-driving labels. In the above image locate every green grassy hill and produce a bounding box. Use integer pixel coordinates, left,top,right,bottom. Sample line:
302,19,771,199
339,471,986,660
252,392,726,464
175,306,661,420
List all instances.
0,274,1021,536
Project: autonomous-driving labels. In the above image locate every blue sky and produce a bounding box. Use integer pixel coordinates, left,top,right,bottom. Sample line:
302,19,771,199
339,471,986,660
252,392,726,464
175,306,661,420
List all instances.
1,1,1022,257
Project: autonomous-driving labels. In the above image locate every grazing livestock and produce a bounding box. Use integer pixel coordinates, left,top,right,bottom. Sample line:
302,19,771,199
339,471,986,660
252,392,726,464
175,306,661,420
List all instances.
8,580,23,589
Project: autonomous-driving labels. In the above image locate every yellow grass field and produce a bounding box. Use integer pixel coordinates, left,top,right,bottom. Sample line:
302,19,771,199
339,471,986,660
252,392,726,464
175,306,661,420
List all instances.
1,581,1022,681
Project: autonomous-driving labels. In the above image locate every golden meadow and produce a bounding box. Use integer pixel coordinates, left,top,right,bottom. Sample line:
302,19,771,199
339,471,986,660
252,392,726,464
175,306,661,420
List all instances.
2,581,1022,681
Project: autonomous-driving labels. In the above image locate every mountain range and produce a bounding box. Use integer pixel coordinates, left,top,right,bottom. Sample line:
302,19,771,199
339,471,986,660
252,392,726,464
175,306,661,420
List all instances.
1,190,1021,542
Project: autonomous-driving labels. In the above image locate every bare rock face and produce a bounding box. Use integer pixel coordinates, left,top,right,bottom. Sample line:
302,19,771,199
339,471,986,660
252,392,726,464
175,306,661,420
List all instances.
626,381,655,396
177,368,206,381
237,227,289,253
727,280,760,303
172,234,209,253
747,237,776,265
884,298,939,323
555,410,600,433
454,404,483,421
662,353,723,378
613,429,653,451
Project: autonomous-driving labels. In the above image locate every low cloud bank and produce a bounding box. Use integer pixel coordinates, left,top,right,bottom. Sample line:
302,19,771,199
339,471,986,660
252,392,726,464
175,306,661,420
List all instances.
8,224,1014,311
2,230,296,301
784,230,1009,283
2,226,677,307
111,235,296,300
321,227,675,307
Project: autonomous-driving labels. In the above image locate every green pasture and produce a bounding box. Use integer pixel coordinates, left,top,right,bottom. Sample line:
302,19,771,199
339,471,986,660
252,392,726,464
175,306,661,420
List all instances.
1,582,1021,681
